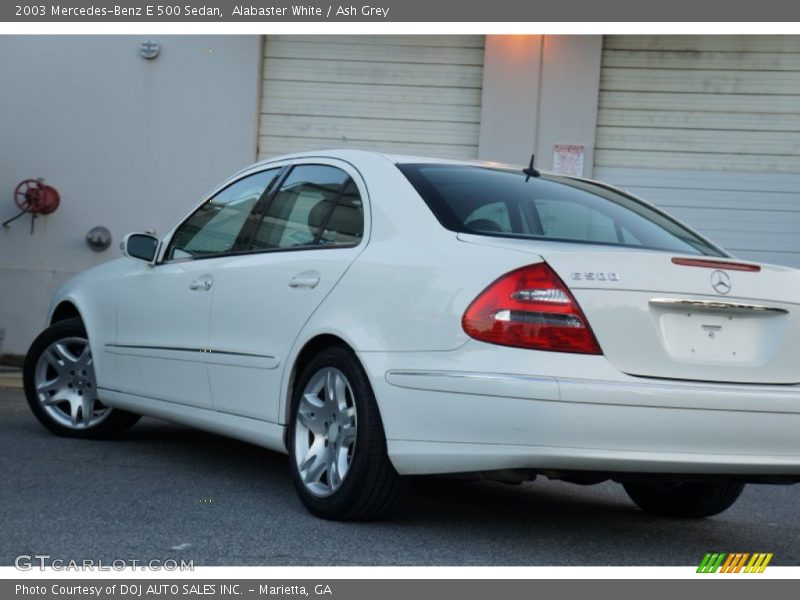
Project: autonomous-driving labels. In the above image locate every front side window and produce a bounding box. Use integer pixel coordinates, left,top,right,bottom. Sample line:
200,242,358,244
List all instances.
399,163,724,257
249,165,364,251
166,169,280,260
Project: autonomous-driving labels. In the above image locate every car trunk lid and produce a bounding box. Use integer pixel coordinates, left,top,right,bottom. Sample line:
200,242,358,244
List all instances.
458,234,800,384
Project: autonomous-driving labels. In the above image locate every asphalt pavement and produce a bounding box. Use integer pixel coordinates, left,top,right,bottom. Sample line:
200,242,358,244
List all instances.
1,387,798,566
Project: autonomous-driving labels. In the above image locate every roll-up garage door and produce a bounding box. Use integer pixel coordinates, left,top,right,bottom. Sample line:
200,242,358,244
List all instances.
258,35,485,161
594,35,800,267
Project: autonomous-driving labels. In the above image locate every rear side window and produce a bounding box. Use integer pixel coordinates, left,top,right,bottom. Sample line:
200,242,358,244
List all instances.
398,164,724,257
248,165,364,250
315,180,364,245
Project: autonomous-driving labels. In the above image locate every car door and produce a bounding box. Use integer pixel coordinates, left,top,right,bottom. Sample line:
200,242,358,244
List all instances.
113,168,281,408
207,161,368,421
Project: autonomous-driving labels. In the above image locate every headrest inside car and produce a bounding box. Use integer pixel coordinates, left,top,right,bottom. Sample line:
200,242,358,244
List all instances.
308,185,363,244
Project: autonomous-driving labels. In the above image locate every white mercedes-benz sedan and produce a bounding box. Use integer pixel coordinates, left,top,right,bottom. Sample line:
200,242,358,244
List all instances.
24,149,800,520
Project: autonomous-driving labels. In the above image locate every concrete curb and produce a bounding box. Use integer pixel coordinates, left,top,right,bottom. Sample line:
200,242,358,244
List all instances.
0,373,23,390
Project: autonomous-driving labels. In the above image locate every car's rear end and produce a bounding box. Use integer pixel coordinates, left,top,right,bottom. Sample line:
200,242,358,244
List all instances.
364,160,800,502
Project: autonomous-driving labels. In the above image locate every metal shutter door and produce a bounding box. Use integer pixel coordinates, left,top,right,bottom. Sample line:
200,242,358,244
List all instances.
594,35,800,267
258,35,485,161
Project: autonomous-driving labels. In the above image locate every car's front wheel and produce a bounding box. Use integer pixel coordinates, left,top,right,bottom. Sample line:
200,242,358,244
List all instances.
24,317,140,438
623,480,745,518
287,345,406,520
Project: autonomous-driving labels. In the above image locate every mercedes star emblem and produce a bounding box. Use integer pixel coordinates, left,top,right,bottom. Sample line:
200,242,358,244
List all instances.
711,270,731,295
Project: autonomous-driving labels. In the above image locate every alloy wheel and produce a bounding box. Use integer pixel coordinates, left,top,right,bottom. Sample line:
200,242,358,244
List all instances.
293,367,358,497
33,336,110,429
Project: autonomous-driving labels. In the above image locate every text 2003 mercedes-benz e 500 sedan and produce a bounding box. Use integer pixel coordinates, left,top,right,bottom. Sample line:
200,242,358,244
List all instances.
24,150,800,520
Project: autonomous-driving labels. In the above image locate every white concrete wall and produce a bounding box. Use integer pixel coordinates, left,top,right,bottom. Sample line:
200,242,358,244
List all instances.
477,35,542,164
535,35,603,176
0,35,261,357
478,35,603,176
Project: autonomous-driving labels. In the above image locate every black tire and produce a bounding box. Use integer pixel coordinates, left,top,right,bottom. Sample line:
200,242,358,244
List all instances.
287,345,406,521
24,317,140,439
623,480,745,518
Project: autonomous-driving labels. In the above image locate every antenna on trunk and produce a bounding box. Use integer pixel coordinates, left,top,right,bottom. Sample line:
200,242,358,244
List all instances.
522,154,540,182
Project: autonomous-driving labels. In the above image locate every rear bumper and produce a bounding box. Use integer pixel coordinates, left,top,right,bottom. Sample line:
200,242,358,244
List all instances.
360,345,800,477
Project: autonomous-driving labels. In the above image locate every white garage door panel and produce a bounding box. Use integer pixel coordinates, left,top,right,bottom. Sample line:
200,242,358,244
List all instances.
259,35,485,161
257,137,478,161
597,128,799,156
695,231,800,252
602,50,800,71
262,80,483,108
264,57,483,88
662,209,800,234
632,188,799,212
596,167,800,267
721,251,800,267
598,109,800,132
275,35,486,49
601,68,800,95
595,170,800,194
260,115,478,146
604,35,800,52
257,137,479,161
600,92,800,114
265,37,485,64
596,35,800,267
262,95,481,123
596,151,800,173
597,35,800,173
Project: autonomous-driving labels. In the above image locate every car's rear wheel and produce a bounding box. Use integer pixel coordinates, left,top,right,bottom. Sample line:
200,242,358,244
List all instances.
287,345,406,520
24,317,140,438
623,480,745,518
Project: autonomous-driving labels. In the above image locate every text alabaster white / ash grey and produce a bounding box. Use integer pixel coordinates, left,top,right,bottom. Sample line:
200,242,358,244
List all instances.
232,5,391,17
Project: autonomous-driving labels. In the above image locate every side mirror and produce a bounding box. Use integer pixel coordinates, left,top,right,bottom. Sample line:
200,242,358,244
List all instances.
122,233,159,263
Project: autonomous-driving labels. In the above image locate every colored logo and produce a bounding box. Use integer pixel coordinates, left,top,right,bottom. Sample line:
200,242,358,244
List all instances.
697,552,773,573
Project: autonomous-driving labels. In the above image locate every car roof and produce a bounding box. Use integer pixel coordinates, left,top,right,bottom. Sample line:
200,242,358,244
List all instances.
228,148,650,199
231,148,628,199
245,148,526,171
236,148,638,196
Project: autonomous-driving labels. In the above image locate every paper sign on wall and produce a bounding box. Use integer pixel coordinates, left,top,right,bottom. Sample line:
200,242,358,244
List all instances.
552,144,585,177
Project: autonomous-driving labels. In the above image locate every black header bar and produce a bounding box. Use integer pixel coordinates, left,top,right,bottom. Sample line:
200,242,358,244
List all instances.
5,0,800,22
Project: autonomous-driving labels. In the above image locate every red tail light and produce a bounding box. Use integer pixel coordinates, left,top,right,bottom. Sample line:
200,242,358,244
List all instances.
462,263,602,355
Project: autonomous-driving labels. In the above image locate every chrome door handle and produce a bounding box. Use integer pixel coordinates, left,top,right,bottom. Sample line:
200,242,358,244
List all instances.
189,278,214,291
289,273,320,289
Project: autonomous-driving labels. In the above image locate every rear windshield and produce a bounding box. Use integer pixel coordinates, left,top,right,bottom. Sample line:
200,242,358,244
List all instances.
398,163,725,257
